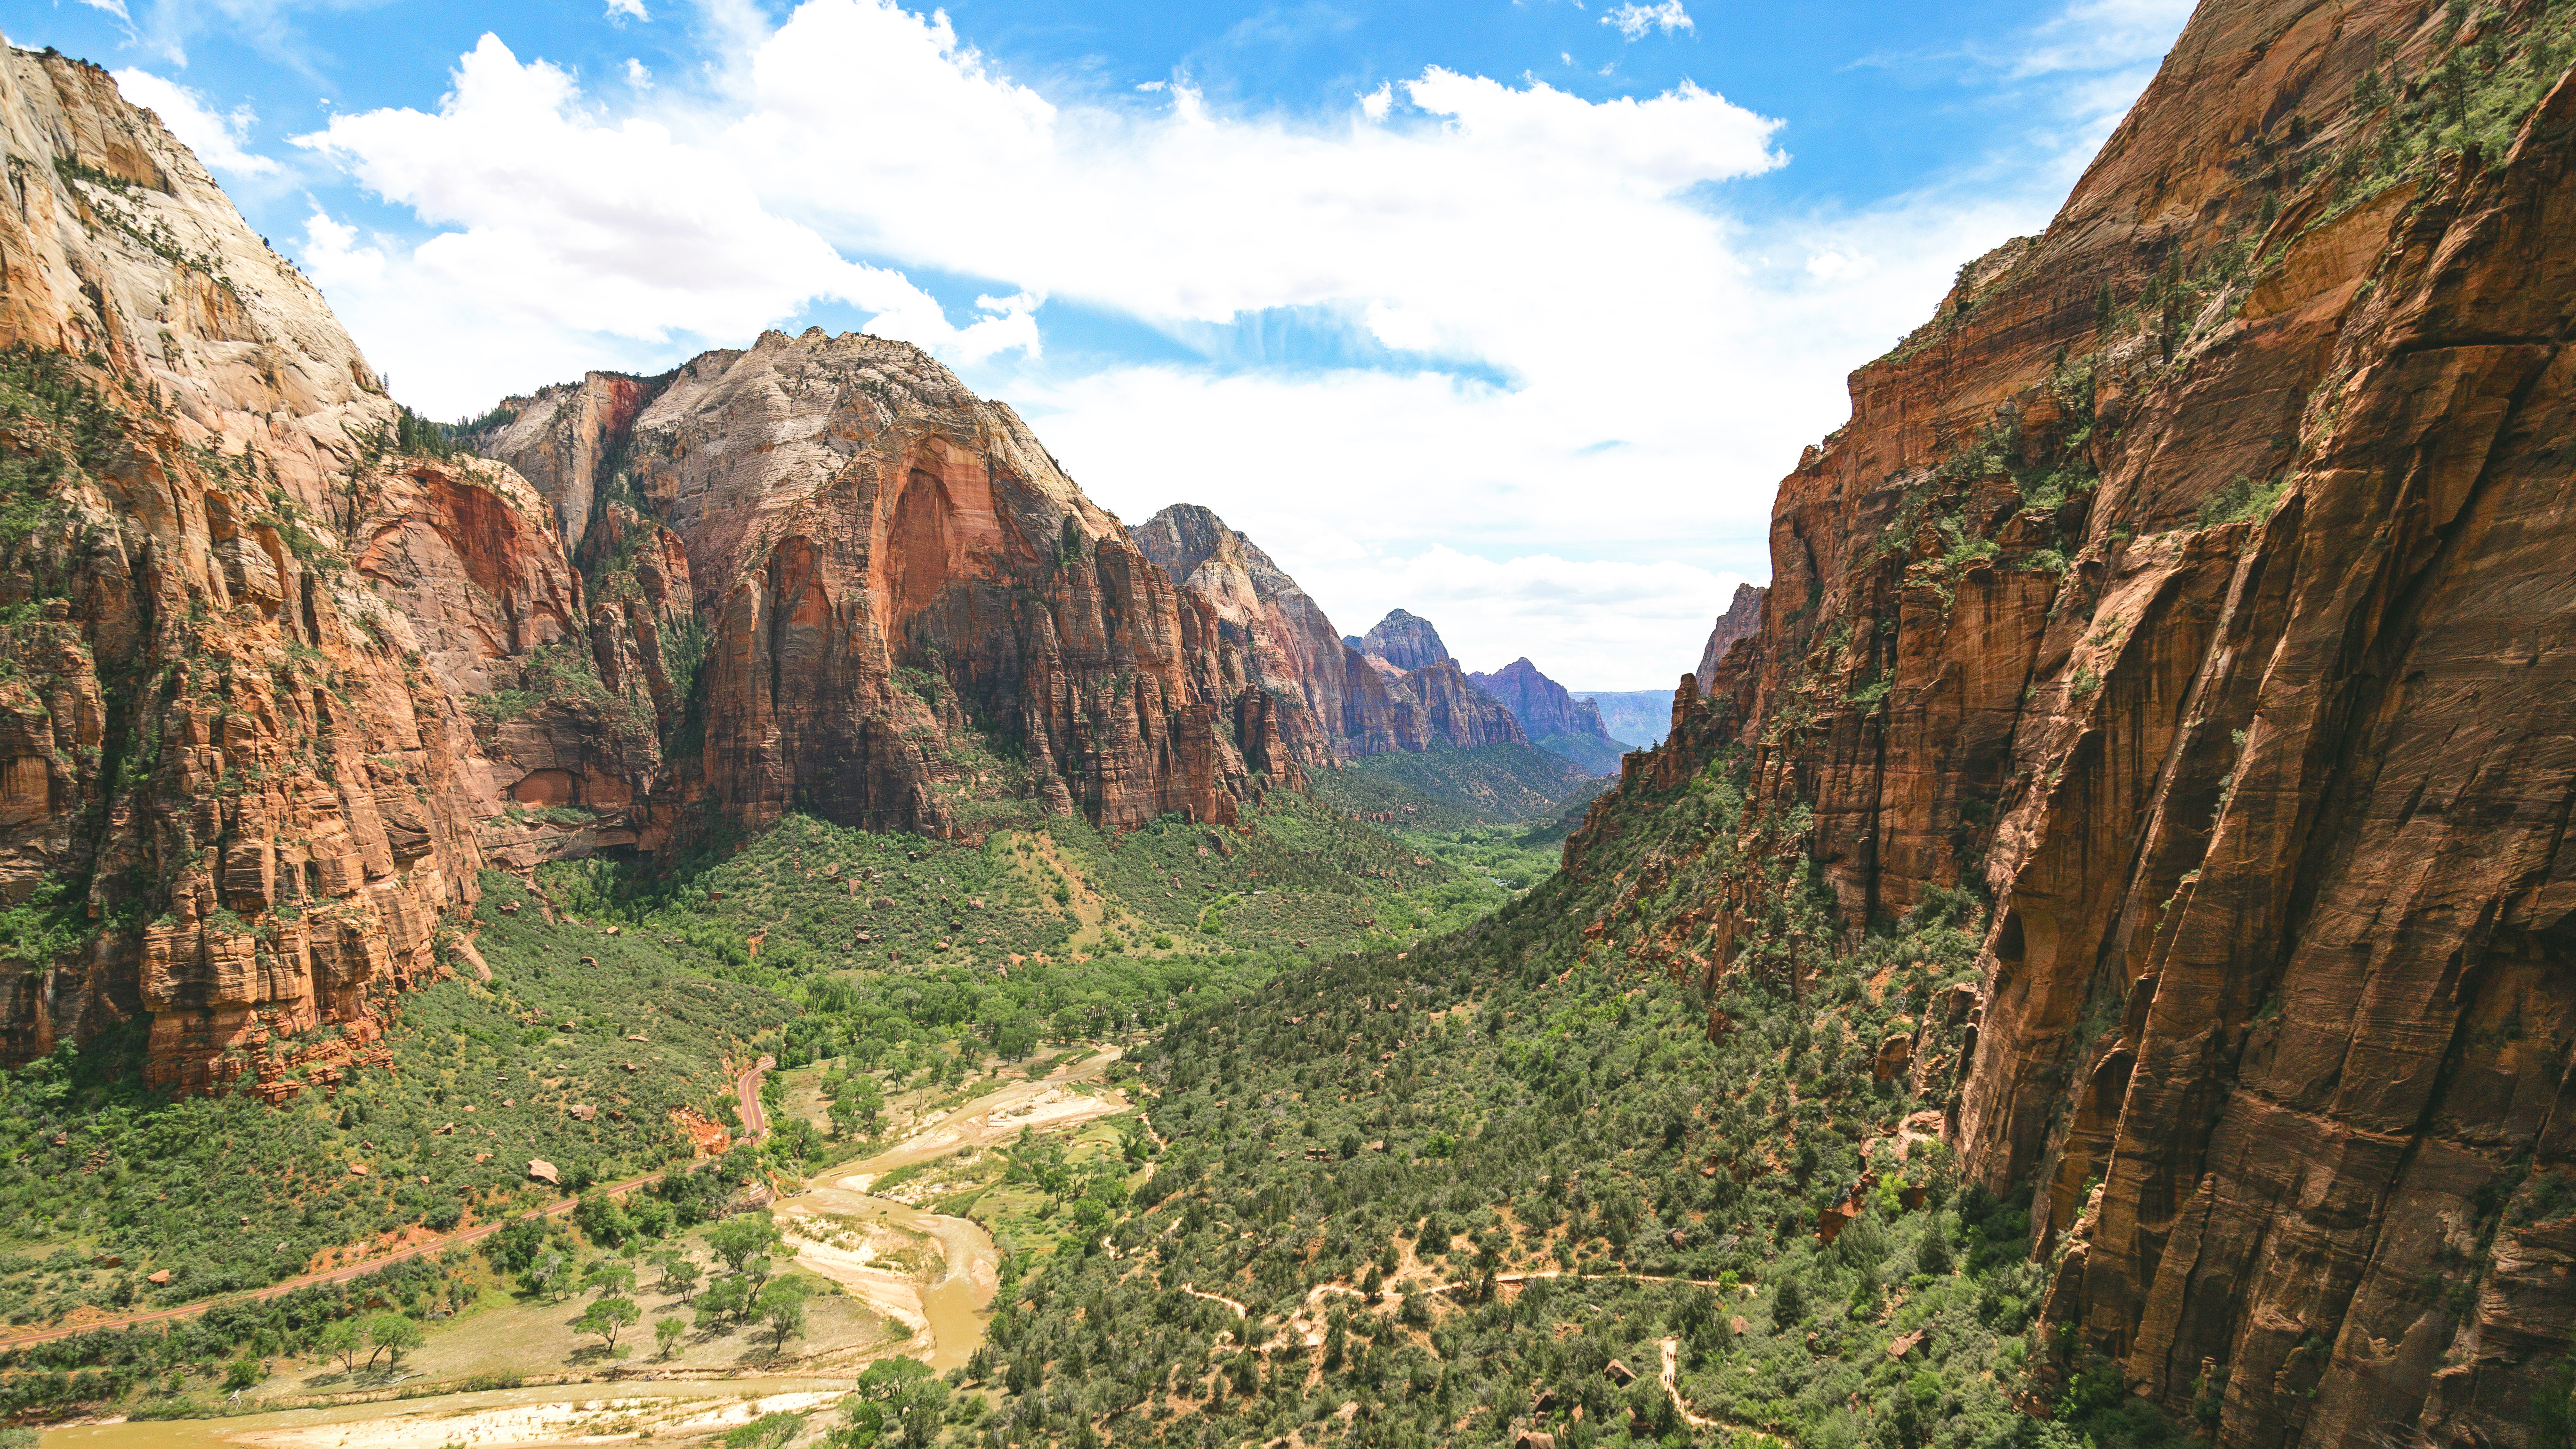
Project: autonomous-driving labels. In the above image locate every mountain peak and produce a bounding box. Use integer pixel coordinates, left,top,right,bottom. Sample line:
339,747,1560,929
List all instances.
1359,608,1451,671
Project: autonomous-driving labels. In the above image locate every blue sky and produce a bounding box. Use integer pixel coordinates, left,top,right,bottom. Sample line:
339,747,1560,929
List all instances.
4,0,2191,686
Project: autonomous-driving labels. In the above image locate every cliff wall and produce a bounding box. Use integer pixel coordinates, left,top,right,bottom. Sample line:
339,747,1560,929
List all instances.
0,43,1276,1085
0,43,602,1092
1471,657,1627,774
1127,505,1527,762
1576,0,2576,1441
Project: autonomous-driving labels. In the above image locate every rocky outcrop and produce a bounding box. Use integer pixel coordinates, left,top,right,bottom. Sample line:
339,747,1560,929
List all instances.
1692,582,1764,694
1128,506,1526,761
474,371,667,553
0,43,595,1091
1358,608,1450,671
481,337,1265,837
1581,0,2576,1443
1470,658,1626,775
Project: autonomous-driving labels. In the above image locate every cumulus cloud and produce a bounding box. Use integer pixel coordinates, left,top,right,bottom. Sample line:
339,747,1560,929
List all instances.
113,68,280,177
1602,2,1694,40
290,33,1038,406
605,0,649,19
284,0,2162,682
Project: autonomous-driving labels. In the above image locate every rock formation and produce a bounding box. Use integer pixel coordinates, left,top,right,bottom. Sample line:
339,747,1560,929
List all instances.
1692,582,1764,694
479,343,1267,840
1469,658,1627,775
1578,1,2576,1442
0,45,1272,1085
1357,608,1451,671
0,44,601,1091
1573,690,1674,749
1128,506,1526,761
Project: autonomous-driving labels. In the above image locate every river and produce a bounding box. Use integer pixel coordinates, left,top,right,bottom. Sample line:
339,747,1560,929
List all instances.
39,1052,1129,1449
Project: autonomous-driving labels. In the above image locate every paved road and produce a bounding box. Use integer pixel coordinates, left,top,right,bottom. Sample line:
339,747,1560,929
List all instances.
0,1060,777,1351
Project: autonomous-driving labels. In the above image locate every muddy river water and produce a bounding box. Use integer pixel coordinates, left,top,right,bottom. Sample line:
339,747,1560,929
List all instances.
40,1055,1128,1449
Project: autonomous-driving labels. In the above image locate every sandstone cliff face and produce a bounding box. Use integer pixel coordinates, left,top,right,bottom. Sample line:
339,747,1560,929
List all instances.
1358,607,1451,671
479,339,1269,837
1470,658,1626,774
1579,0,2576,1442
1128,505,1527,761
1692,582,1765,694
1471,658,1614,743
0,44,588,1091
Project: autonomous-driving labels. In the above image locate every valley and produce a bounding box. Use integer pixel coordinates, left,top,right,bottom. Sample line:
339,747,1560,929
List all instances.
0,0,2573,1445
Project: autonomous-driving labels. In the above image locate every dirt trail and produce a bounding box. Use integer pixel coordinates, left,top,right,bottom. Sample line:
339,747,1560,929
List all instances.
1178,1285,1247,1318
0,1062,776,1352
737,1054,776,1142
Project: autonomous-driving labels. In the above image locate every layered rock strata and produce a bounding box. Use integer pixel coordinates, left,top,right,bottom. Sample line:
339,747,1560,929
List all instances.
479,345,1270,838
1128,505,1527,761
0,43,604,1091
1580,0,2576,1441
1470,658,1627,774
1692,581,1765,694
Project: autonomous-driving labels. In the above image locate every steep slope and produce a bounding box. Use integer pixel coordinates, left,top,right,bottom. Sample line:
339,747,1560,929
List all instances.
1469,657,1630,774
478,345,1270,839
1358,607,1450,670
1125,505,1525,760
1692,581,1765,693
1575,0,2576,1441
0,43,617,1090
1574,689,1675,748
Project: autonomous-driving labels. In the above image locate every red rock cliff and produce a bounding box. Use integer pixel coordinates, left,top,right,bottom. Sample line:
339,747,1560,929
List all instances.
0,44,593,1091
1580,0,2576,1441
1129,503,1529,765
480,337,1269,838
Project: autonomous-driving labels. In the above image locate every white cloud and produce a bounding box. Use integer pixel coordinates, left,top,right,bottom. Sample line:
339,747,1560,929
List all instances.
605,0,649,20
80,0,132,20
282,0,2169,680
625,57,653,88
113,68,280,177
1602,2,1693,40
289,32,1038,408
2012,0,2193,76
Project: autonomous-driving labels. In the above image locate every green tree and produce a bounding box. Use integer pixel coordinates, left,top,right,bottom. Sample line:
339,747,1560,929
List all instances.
725,1412,808,1449
757,1277,812,1355
573,1295,641,1351
519,1248,571,1302
768,1117,825,1170
828,1077,884,1139
655,1253,702,1302
696,1275,752,1332
574,1191,636,1247
706,1213,783,1275
845,1357,947,1449
582,1258,638,1298
364,1314,423,1372
654,1315,688,1360
1004,1127,1073,1206
317,1320,364,1374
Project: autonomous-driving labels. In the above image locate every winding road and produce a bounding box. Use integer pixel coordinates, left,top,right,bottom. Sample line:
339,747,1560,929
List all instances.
0,1060,777,1351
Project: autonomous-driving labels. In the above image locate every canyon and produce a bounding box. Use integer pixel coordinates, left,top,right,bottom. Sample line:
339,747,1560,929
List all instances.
1571,0,2576,1441
0,45,1534,1096
1,0,2572,1439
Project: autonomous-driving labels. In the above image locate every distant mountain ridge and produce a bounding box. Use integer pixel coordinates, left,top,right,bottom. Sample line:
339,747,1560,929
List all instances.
1468,658,1628,776
1573,690,1674,748
1127,507,1523,768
